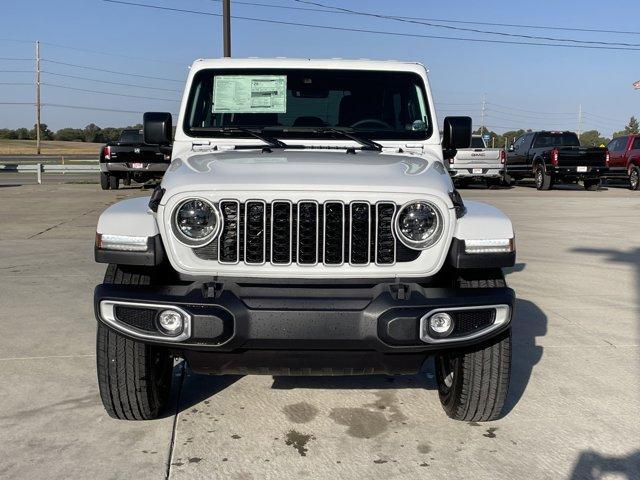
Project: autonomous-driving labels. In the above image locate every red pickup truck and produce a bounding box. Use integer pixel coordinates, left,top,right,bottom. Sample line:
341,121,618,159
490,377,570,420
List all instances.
605,135,640,190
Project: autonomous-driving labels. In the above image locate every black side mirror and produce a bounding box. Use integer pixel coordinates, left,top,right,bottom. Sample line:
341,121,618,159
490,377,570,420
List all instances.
143,112,173,146
508,144,515,152
442,116,472,160
442,116,472,150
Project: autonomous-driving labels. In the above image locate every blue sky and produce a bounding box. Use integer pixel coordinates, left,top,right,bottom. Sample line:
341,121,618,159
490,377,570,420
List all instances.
1,0,639,135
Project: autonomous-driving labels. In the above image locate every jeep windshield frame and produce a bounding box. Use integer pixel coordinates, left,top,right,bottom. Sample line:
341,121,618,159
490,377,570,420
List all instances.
183,68,433,142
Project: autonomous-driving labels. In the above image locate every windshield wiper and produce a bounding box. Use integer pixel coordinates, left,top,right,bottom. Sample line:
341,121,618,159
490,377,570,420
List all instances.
318,128,383,151
193,127,289,149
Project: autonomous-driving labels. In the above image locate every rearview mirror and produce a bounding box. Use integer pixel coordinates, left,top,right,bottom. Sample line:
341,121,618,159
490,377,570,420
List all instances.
143,112,173,146
442,116,472,150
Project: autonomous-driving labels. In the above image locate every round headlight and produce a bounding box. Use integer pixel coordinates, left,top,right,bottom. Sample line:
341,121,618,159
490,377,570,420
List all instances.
172,198,221,246
395,201,443,249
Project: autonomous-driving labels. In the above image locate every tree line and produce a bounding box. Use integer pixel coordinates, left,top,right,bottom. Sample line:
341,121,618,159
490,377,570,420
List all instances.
0,123,143,143
476,116,639,148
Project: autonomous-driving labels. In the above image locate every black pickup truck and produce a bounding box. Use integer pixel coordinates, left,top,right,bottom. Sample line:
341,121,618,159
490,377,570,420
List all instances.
505,131,609,190
99,129,171,190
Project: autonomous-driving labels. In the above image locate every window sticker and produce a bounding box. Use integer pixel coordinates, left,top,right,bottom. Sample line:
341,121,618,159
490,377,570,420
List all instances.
212,75,287,113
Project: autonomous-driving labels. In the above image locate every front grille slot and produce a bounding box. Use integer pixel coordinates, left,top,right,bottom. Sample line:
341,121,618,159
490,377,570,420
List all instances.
192,200,409,266
219,200,240,263
297,201,319,265
244,200,266,264
349,202,370,265
271,201,292,264
375,202,396,265
323,202,345,265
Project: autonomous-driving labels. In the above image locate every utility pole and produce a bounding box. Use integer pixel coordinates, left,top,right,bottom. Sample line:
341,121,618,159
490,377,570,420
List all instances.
223,0,231,57
481,94,486,134
35,40,41,155
577,103,583,138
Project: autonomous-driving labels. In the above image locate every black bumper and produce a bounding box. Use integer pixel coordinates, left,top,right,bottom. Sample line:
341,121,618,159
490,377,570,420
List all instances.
550,166,608,178
95,280,514,374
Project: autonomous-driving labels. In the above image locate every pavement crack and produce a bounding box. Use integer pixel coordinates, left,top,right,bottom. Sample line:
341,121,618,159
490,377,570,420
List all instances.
165,362,186,480
27,207,98,239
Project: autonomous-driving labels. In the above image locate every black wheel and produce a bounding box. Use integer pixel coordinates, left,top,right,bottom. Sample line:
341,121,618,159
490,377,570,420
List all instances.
435,329,511,422
434,269,511,422
629,166,640,191
534,164,553,190
455,178,471,189
100,172,110,190
96,264,173,420
583,178,601,191
109,175,119,190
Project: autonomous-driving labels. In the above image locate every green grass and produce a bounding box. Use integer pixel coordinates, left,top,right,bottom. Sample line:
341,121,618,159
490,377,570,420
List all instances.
0,139,102,155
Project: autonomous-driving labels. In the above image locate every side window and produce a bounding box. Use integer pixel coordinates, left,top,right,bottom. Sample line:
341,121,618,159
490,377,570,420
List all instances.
613,137,628,152
513,135,526,151
632,137,640,151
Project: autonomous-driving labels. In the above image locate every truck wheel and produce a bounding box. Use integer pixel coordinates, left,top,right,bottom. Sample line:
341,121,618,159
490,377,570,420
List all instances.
96,265,173,420
583,178,601,191
534,165,553,190
629,166,640,191
435,269,511,422
109,175,119,190
100,173,110,190
435,329,511,422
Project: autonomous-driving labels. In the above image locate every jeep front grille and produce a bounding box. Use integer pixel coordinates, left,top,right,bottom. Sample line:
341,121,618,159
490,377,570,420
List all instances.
194,200,420,266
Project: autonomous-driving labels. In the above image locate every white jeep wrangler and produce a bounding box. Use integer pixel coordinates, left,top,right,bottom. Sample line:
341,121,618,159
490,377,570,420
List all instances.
94,59,516,422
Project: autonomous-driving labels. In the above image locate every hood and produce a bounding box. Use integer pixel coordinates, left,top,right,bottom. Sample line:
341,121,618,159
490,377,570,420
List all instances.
161,149,452,196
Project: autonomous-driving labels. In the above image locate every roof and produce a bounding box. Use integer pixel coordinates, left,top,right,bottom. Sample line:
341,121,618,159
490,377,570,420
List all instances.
189,57,427,74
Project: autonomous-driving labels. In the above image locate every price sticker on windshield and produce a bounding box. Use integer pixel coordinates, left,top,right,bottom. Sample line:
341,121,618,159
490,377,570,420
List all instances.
212,75,287,113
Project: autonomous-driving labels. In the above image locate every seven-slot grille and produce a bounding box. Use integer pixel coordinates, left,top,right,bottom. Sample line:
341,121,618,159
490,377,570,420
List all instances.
194,200,421,266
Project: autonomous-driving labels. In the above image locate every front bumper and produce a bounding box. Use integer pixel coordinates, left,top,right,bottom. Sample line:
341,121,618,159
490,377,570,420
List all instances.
94,280,515,374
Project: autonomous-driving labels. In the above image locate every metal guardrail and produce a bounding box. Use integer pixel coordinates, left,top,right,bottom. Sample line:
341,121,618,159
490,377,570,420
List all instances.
0,163,99,184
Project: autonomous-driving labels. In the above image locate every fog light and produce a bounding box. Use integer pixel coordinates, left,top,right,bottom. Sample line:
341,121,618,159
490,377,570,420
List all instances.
157,309,184,336
429,312,454,337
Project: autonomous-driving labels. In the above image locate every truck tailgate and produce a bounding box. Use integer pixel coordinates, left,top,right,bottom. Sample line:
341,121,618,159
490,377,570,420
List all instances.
558,147,607,167
454,148,502,166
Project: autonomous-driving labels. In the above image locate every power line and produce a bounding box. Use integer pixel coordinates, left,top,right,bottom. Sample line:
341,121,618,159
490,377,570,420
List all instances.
102,0,640,52
201,0,640,36
43,103,179,117
295,0,640,48
0,57,32,61
42,82,181,102
0,102,34,105
40,41,186,66
41,59,183,82
0,82,31,86
0,70,33,74
42,71,181,92
487,102,575,115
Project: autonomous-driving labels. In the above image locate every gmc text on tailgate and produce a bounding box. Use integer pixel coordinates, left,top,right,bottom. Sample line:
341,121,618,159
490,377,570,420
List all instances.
505,131,609,191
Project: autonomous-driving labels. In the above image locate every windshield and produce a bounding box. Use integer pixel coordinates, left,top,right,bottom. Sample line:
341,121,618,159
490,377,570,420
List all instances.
533,132,580,148
184,68,432,141
119,130,143,143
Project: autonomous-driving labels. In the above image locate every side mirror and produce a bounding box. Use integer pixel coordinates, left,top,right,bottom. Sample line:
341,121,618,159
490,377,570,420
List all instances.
442,116,472,160
143,112,173,146
508,144,515,152
442,116,472,150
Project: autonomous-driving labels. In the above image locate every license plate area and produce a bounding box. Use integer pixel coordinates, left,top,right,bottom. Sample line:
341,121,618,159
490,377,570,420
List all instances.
472,168,483,174
131,163,144,169
577,166,588,173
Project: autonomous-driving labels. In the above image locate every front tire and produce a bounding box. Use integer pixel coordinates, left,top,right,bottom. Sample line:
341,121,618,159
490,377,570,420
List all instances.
629,166,640,191
96,265,173,420
435,329,511,422
435,269,511,421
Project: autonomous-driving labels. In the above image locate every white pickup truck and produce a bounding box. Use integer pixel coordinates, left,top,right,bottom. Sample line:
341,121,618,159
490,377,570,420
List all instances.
448,135,506,187
93,58,516,423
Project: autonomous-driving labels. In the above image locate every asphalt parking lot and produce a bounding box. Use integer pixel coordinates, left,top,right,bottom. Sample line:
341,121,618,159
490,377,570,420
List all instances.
0,181,638,480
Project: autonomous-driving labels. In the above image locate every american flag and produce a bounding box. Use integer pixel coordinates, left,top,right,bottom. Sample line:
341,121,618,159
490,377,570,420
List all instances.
634,80,640,90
